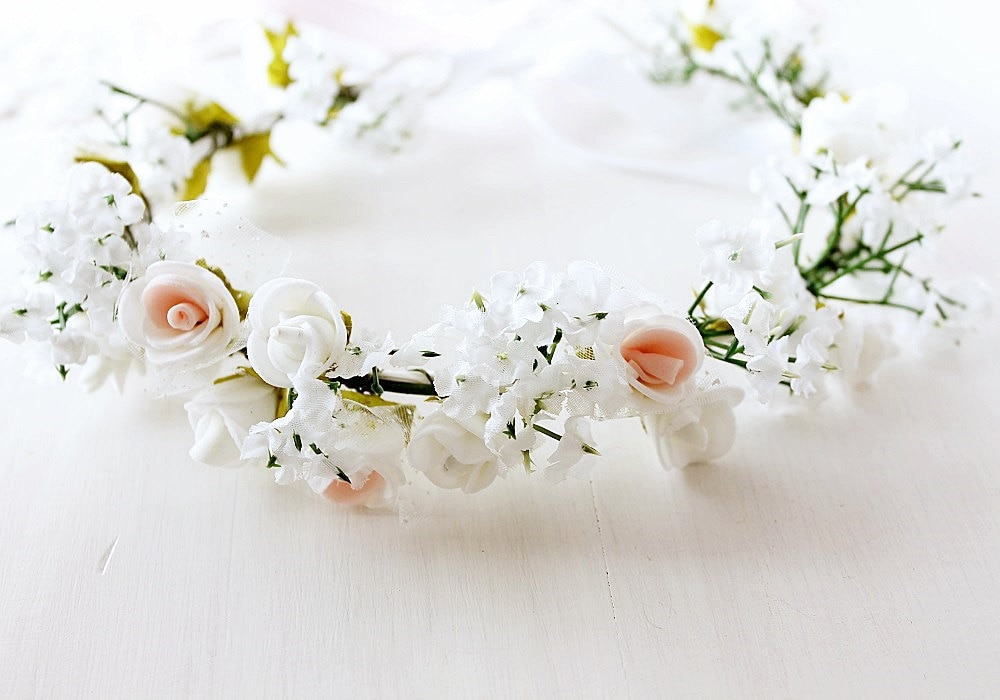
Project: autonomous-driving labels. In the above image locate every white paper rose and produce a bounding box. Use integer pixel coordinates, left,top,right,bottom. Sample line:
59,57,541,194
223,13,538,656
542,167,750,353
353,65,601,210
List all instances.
246,278,349,388
184,373,280,467
619,315,706,402
407,411,498,493
118,260,241,365
647,387,743,469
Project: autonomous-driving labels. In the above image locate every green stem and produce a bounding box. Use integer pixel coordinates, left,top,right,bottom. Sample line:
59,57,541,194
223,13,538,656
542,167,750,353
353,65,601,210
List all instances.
339,368,438,397
890,159,926,193
533,424,563,441
815,293,923,315
791,198,810,265
545,328,563,364
707,352,749,369
882,255,907,303
732,52,802,133
688,281,713,317
810,233,923,292
532,423,600,455
101,81,187,122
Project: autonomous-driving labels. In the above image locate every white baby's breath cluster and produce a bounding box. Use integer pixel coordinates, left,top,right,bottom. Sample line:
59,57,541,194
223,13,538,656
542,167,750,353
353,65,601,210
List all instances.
257,21,445,152
653,1,980,404
0,163,183,386
0,10,983,512
651,0,834,132
390,262,730,491
24,20,444,221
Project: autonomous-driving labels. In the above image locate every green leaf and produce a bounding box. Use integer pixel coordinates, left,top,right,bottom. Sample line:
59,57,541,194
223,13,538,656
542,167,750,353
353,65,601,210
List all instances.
98,264,129,281
183,157,212,200
264,21,298,88
341,310,353,343
173,100,239,145
705,318,732,333
234,131,283,183
276,390,290,419
212,366,264,385
341,389,400,409
688,23,724,52
184,101,239,133
194,258,252,319
471,290,487,312
324,81,361,124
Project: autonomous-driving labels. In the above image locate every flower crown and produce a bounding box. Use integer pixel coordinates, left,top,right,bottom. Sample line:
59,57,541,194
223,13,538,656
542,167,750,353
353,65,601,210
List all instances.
0,9,980,510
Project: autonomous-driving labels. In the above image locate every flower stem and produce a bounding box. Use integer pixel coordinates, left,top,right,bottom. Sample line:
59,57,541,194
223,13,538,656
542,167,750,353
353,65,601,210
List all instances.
533,424,563,441
814,293,923,315
339,368,439,397
688,281,713,317
101,81,187,122
532,424,600,455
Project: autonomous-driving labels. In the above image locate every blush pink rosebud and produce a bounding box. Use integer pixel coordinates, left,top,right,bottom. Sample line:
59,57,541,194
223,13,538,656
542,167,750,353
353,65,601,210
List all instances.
118,261,241,366
322,471,388,508
619,315,705,402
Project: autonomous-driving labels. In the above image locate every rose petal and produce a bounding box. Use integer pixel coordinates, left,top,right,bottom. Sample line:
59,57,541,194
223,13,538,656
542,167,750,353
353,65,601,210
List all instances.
323,471,386,507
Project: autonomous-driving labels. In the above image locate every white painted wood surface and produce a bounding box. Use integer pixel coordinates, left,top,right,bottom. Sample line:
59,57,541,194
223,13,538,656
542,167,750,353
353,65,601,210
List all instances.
2,1,999,697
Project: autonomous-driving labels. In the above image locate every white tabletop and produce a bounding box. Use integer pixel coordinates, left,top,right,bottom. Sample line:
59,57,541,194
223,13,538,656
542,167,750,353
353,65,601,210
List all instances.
2,1,999,697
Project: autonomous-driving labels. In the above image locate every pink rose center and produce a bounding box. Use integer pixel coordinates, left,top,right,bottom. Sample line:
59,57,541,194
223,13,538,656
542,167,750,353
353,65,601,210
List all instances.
165,302,208,331
142,283,210,333
323,471,385,507
620,327,700,388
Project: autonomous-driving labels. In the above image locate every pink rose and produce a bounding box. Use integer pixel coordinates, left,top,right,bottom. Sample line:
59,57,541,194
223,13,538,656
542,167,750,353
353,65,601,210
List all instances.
619,315,705,401
118,261,240,365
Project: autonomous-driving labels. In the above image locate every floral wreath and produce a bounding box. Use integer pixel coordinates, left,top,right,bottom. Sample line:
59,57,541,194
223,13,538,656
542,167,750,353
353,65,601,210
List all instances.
0,8,980,509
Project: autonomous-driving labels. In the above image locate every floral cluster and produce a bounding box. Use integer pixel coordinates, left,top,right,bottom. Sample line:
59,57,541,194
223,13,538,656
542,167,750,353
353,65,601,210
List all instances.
262,21,443,151
390,262,741,491
0,10,982,511
650,0,979,402
1,20,436,379
0,163,183,386
650,0,832,131
46,20,439,219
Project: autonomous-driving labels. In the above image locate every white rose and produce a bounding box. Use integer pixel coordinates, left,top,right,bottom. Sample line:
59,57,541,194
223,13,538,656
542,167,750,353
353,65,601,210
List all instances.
184,372,279,467
407,411,498,493
118,260,241,366
647,387,743,469
246,278,349,388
